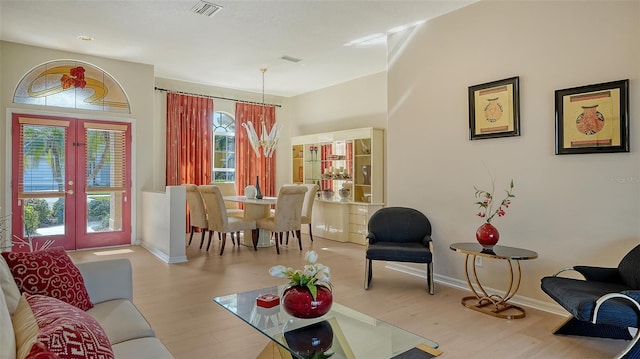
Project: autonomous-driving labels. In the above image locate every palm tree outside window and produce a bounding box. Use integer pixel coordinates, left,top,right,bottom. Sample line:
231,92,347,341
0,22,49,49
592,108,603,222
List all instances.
212,112,235,182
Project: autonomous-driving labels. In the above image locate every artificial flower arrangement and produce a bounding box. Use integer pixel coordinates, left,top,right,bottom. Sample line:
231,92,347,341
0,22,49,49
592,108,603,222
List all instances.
269,250,332,300
474,179,515,223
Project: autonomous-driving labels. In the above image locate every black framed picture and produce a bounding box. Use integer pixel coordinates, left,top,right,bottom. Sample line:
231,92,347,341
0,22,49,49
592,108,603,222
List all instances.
555,79,629,155
468,76,520,140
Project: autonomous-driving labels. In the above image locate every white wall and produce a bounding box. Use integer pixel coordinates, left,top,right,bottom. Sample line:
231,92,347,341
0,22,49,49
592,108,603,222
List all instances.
387,0,640,302
289,72,387,136
141,186,187,263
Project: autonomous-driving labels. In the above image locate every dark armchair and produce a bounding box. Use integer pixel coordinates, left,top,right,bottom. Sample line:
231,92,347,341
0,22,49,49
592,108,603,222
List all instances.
364,207,434,294
540,244,640,359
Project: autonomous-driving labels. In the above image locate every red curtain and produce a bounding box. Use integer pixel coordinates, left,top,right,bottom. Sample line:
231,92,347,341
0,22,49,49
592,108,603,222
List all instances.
166,93,213,186
235,103,276,196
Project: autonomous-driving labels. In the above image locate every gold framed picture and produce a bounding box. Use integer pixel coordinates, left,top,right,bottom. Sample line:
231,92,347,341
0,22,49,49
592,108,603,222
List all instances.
468,76,520,140
555,79,629,155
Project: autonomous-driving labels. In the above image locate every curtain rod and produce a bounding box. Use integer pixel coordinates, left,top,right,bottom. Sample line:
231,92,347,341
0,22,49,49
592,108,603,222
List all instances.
154,86,282,108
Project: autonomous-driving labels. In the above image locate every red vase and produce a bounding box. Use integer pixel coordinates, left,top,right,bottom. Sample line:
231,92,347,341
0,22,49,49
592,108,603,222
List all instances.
282,285,333,319
476,222,499,248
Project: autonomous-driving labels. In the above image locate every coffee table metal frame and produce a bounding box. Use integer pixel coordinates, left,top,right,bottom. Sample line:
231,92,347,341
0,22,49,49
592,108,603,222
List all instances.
449,242,538,320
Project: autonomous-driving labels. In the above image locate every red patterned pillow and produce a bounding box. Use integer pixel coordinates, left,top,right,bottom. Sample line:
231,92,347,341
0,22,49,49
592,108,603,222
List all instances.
25,342,61,359
1,247,93,311
21,294,114,359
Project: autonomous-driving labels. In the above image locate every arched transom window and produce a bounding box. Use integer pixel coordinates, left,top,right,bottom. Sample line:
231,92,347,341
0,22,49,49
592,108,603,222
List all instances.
13,60,130,113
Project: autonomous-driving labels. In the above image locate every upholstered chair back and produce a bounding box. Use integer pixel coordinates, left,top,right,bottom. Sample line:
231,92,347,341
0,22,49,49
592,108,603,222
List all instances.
198,185,229,230
300,184,319,222
215,182,240,210
183,184,207,228
618,244,640,288
272,186,307,232
367,207,432,245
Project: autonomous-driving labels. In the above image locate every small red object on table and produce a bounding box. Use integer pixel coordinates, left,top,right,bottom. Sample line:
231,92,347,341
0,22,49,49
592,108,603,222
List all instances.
256,294,280,308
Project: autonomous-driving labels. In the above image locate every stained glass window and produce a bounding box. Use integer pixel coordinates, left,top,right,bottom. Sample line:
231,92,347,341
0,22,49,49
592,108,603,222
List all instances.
13,60,130,113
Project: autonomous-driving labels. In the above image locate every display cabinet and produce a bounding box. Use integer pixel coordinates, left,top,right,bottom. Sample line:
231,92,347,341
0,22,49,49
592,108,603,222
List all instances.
291,128,384,244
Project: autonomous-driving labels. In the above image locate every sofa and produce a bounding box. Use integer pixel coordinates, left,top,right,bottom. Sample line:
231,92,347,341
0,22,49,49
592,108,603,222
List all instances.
1,248,174,359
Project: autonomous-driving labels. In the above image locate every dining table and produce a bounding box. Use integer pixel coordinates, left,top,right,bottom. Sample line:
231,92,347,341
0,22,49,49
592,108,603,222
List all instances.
223,195,277,248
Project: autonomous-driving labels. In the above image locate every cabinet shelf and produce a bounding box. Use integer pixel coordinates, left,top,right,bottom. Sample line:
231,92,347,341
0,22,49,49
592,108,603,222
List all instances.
321,174,352,180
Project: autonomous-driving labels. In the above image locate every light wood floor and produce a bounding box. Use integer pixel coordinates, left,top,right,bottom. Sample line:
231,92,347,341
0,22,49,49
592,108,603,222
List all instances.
69,235,626,359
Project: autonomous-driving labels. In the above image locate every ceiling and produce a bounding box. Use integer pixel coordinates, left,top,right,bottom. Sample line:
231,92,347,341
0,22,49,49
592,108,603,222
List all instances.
1,0,474,97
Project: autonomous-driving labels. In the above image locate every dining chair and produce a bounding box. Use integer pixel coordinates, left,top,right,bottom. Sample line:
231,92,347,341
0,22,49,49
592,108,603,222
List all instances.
215,182,244,246
300,183,319,241
183,184,208,249
256,186,307,254
215,182,244,218
198,185,258,255
284,183,319,245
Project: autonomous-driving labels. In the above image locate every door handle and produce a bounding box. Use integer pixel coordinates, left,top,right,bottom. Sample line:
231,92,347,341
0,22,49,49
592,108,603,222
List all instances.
66,189,74,195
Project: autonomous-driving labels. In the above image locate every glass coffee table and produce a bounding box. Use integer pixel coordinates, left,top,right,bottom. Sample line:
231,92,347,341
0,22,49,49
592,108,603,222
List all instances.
214,285,440,359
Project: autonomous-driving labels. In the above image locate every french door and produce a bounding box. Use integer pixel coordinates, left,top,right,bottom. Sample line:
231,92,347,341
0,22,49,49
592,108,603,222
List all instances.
11,113,131,251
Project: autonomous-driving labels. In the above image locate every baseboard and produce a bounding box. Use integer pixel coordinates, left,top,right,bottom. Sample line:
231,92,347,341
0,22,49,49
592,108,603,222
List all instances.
140,242,187,264
385,262,567,317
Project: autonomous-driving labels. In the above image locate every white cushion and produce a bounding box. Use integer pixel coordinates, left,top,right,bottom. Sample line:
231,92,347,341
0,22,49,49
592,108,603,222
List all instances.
0,255,20,314
87,299,155,345
0,288,16,359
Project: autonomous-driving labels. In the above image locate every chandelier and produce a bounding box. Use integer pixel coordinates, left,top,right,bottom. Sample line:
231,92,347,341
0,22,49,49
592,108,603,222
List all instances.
242,68,281,158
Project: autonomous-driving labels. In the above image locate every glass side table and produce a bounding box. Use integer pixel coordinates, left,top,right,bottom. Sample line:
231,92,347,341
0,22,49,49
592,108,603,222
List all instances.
449,242,538,319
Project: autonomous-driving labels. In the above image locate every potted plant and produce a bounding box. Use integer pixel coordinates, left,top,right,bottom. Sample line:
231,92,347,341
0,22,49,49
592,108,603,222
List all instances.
474,179,515,248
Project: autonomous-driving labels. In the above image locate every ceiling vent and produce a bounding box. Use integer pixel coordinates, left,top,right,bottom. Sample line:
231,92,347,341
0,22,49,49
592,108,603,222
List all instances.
191,1,223,17
281,55,302,63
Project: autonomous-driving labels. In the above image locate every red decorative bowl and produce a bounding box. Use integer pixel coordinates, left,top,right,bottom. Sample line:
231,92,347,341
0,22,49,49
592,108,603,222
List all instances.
282,285,333,319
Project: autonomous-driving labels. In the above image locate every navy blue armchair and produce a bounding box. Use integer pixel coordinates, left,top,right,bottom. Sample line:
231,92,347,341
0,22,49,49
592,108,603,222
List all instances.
364,207,434,294
541,244,640,359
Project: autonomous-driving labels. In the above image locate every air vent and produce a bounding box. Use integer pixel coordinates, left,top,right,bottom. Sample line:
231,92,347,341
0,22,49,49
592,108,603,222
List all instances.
281,55,302,63
191,1,223,17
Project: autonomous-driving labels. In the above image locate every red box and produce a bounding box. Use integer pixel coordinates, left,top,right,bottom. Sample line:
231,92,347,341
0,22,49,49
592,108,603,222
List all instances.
256,294,280,308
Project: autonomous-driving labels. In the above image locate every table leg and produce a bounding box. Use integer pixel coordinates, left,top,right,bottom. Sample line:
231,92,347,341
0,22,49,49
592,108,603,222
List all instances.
242,203,274,248
461,253,527,319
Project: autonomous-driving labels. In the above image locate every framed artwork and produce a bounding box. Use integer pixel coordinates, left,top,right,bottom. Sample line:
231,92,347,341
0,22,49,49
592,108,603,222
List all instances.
468,76,520,140
555,79,629,155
